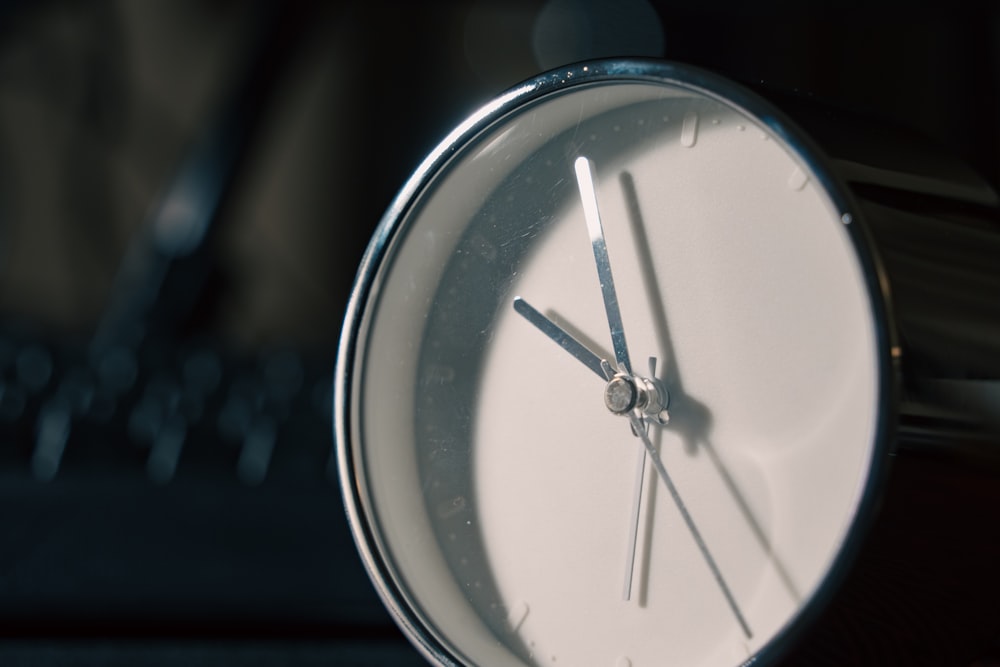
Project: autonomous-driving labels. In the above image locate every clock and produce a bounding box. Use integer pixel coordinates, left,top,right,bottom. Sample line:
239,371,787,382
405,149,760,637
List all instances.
335,59,899,666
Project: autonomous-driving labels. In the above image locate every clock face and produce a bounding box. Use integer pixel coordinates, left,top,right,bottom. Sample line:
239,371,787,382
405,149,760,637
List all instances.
337,62,892,667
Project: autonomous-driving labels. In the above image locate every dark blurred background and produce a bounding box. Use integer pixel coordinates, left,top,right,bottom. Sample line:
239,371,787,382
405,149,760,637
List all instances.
0,1,998,666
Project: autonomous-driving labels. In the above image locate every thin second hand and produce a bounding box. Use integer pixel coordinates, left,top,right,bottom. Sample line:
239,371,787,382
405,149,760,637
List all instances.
628,413,753,639
622,441,647,599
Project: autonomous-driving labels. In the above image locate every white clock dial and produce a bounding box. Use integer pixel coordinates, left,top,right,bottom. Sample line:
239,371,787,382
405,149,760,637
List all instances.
339,62,892,667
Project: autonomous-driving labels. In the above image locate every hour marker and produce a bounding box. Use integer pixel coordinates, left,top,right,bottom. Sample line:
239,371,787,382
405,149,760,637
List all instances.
787,166,808,191
426,364,455,384
730,641,752,661
437,495,467,518
680,111,699,147
507,601,529,631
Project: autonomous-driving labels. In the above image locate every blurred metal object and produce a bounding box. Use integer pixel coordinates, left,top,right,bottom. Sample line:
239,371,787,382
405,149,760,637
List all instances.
775,95,1000,456
91,1,301,352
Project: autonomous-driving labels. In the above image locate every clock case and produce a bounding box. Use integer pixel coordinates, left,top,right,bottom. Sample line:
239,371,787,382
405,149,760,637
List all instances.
335,59,1000,667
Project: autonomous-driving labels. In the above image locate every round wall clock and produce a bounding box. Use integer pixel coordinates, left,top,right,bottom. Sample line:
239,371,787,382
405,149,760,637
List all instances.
335,59,992,666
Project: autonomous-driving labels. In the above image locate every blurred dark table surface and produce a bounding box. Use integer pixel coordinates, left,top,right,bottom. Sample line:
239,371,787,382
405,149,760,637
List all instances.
0,1,998,665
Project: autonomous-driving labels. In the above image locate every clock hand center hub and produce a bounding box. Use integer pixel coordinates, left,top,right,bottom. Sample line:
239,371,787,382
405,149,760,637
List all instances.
603,369,670,424
604,375,638,414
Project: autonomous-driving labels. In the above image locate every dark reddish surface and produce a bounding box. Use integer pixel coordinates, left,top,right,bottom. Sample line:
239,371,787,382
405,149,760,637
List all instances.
780,451,1000,667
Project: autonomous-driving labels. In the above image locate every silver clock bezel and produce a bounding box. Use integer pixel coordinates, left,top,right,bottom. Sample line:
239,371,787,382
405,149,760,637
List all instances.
335,58,898,667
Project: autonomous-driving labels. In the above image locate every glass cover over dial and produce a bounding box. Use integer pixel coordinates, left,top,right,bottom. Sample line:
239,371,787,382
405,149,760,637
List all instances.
338,61,891,667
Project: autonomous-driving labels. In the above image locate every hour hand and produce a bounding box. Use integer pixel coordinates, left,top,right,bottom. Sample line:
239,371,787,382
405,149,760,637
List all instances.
512,297,608,380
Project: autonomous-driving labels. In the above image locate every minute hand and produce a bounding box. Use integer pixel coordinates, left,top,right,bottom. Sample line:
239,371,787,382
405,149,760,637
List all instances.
575,156,633,375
